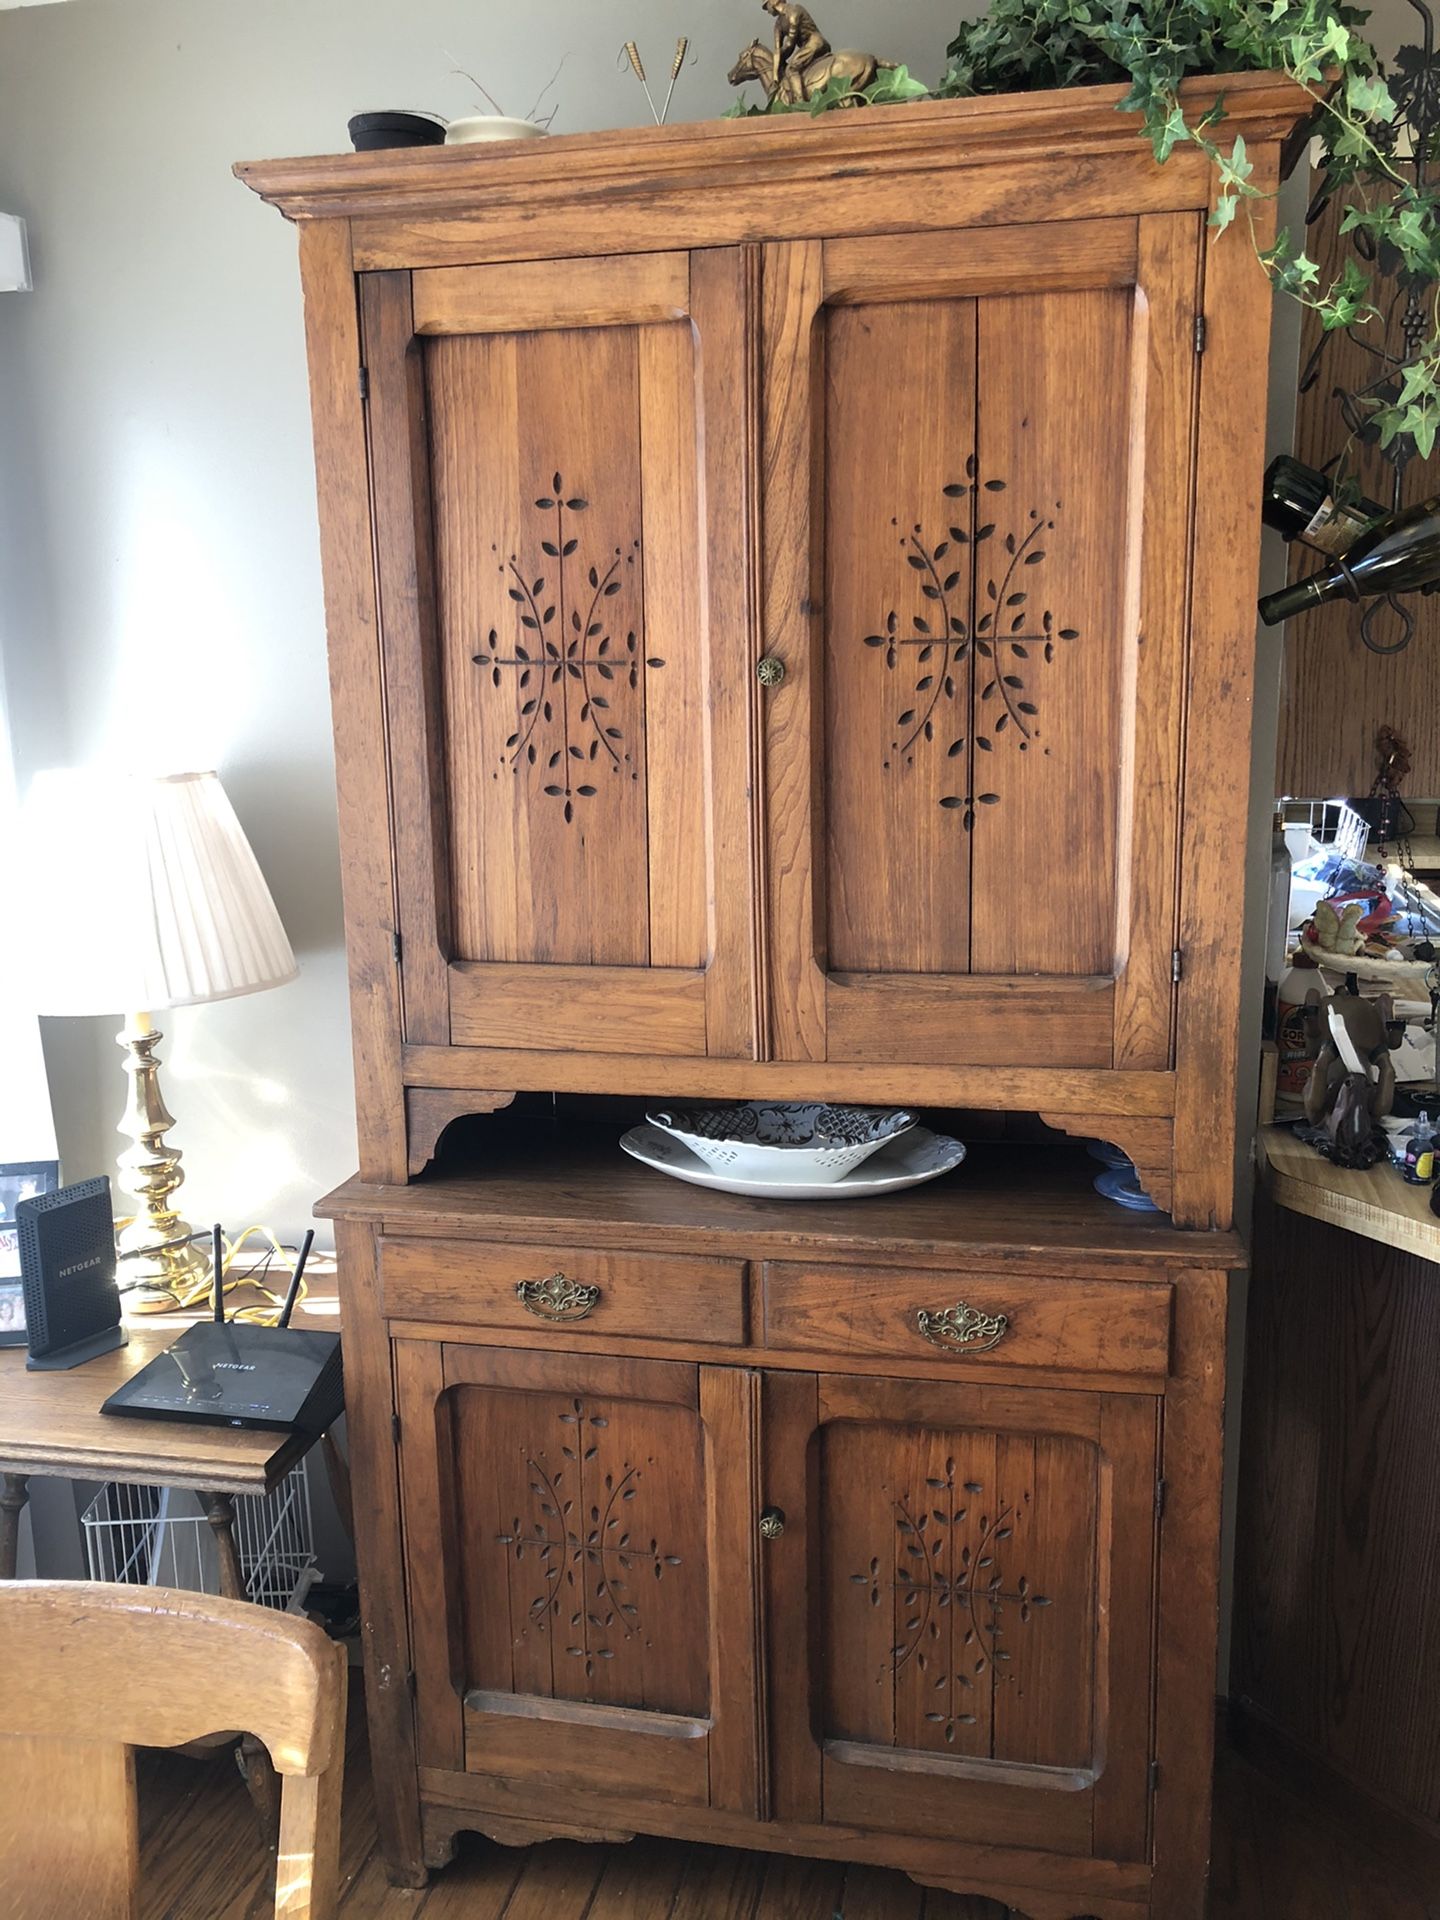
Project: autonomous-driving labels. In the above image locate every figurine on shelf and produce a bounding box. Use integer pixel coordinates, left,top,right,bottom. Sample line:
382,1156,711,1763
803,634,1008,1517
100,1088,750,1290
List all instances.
1300,988,1401,1167
728,1,898,107
1297,892,1435,995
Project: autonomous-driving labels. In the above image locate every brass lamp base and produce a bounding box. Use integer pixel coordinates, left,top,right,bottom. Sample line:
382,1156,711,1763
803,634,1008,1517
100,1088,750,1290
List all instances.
115,1011,209,1310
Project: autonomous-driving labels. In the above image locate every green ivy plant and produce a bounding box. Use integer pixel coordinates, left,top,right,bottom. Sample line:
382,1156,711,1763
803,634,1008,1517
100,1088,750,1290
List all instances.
940,0,1439,460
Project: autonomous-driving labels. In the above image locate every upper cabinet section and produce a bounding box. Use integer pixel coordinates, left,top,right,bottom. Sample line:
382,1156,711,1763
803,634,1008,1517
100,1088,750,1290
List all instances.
238,75,1312,1217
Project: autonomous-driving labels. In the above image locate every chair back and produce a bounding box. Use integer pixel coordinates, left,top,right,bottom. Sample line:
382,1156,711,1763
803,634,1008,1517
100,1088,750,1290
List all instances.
0,1580,347,1920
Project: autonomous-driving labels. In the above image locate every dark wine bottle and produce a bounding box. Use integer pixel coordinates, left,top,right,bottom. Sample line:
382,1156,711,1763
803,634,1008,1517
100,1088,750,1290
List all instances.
1261,455,1382,556
1259,493,1440,625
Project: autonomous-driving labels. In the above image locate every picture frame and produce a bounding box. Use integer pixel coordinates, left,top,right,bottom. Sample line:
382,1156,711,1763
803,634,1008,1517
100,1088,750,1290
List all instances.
0,1159,62,1346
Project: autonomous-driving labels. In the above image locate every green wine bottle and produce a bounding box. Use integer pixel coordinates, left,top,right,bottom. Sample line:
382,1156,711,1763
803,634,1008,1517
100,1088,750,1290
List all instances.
1261,455,1382,556
1259,493,1440,625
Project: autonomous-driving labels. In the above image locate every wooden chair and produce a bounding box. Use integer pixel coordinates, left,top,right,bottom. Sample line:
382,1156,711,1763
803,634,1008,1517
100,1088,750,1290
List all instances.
0,1580,348,1920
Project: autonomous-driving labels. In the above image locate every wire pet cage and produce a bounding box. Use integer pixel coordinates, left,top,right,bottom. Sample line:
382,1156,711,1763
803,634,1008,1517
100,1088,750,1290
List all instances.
81,1464,320,1612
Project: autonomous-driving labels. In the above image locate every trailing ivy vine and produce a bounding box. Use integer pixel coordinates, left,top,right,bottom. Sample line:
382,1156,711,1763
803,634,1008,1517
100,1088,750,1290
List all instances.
725,4,1440,464
939,0,1440,460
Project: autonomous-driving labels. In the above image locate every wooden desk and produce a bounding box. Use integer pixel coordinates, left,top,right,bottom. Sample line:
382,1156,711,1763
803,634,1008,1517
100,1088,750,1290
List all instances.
0,1278,343,1579
0,1278,344,1837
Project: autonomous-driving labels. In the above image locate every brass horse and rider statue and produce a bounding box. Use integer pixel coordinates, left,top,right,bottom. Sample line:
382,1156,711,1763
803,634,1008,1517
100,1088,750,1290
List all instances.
728,1,898,107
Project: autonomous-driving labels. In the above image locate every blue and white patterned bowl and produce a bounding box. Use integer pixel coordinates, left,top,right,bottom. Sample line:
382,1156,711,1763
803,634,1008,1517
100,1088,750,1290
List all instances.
644,1101,915,1184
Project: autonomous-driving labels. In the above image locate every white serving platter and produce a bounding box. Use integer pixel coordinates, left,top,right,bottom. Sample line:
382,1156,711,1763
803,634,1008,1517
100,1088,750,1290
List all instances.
619,1123,965,1201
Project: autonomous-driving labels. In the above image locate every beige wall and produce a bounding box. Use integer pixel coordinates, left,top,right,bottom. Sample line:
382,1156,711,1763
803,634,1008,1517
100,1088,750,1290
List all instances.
0,0,971,1243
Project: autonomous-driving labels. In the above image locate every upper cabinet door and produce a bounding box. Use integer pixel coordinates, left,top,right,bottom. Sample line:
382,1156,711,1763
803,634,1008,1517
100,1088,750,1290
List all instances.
361,251,758,1063
762,216,1200,1069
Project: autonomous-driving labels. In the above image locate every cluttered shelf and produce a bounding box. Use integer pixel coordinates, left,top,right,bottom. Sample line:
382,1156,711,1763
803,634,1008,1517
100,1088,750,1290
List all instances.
1255,1122,1440,1265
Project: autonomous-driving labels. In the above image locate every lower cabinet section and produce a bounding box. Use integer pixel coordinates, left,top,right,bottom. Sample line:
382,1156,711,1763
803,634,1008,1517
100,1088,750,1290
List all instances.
394,1338,1161,1871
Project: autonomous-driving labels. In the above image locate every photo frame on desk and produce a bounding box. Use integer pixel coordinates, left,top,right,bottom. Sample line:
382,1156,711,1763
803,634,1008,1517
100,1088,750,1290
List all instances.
0,1160,61,1347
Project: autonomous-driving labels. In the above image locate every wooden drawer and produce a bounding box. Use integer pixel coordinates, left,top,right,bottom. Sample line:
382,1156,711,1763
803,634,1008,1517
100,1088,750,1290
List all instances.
380,1238,748,1345
763,1262,1172,1378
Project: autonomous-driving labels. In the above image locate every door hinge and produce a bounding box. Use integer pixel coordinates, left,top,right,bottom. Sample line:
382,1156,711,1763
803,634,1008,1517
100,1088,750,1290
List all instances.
358,364,370,401
1171,948,1183,984
406,1668,417,1700
392,929,403,967
1149,1758,1162,1793
1155,1476,1168,1520
1193,314,1207,354
391,1411,401,1447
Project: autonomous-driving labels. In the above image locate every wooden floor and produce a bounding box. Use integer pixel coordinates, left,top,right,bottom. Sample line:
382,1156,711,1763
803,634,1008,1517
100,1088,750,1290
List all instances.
136,1689,1438,1920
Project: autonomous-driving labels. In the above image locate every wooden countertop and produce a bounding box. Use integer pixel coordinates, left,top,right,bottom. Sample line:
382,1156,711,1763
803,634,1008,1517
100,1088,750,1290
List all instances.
318,1129,1243,1271
1256,1124,1440,1265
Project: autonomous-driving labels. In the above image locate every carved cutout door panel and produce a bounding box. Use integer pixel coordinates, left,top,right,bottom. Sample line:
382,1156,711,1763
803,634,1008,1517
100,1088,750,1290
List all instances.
775,1373,1158,1859
361,251,757,1063
762,216,1200,1067
394,1342,762,1813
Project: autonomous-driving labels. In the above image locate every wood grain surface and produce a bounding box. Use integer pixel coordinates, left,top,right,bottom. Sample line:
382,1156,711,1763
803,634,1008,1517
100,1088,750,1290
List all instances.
1255,1122,1440,1265
1,1583,346,1920
130,1680,1440,1917
1276,177,1440,797
1233,1191,1440,1874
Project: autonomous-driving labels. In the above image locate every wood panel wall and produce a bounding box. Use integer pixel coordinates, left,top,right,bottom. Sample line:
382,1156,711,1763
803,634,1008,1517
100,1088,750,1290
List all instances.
1276,180,1440,797
1232,1191,1440,1874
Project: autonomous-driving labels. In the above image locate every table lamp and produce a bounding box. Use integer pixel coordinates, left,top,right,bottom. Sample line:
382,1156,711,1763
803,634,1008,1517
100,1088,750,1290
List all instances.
25,769,298,1306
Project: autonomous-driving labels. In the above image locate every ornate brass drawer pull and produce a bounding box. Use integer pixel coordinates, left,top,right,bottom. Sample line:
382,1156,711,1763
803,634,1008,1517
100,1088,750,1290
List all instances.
916,1300,1010,1354
516,1272,601,1322
758,1507,786,1540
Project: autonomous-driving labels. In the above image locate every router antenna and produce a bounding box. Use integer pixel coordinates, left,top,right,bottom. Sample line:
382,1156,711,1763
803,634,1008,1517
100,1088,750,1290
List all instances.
212,1224,225,1323
277,1230,314,1330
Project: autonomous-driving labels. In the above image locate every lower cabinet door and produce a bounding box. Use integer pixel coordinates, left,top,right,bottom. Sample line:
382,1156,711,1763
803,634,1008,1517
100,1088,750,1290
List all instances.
766,1371,1159,1860
394,1340,764,1813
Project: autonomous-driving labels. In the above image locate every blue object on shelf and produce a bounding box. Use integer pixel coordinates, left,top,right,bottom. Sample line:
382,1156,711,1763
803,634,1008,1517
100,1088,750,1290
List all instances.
1094,1165,1164,1214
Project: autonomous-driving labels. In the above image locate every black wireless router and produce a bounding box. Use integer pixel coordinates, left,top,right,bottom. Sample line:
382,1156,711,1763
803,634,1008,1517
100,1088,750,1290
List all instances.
102,1228,343,1435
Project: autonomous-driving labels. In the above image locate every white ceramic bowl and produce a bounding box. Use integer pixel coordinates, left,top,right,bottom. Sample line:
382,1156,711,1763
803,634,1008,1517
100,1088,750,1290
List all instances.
444,115,549,145
644,1102,914,1185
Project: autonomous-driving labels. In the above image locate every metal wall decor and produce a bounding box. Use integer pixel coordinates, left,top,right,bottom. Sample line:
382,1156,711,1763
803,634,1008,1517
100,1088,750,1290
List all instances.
863,466,1080,830
1301,0,1440,653
472,473,662,821
495,1398,683,1680
849,1462,1052,1748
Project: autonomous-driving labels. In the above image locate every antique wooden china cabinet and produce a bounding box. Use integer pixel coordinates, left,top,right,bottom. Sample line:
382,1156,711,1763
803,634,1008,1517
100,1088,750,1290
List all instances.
240,72,1309,1920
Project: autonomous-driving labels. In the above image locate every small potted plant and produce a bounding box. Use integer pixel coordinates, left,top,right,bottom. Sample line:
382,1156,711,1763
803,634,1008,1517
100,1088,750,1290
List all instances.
444,57,563,144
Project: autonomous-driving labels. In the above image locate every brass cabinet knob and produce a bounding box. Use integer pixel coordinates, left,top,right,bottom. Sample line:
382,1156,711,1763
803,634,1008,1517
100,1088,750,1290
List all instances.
755,655,786,689
758,1506,786,1540
915,1300,1010,1353
516,1272,601,1322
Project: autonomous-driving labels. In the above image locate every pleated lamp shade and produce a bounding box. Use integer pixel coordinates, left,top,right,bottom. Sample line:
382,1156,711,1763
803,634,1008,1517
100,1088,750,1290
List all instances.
26,768,298,1016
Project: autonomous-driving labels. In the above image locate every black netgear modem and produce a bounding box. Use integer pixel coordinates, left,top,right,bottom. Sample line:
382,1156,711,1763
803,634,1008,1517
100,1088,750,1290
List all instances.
102,1226,342,1434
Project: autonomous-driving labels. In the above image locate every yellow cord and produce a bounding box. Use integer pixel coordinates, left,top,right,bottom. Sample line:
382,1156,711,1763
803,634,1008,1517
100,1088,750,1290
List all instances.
163,1225,310,1326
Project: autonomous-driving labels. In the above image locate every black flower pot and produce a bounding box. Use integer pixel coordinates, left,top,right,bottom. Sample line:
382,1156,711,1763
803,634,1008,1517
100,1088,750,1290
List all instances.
347,111,446,152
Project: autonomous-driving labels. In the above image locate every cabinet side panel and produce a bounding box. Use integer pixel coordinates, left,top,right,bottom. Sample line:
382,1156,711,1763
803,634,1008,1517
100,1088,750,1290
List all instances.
297,225,406,1183
822,299,976,975
969,288,1132,977
428,325,654,967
